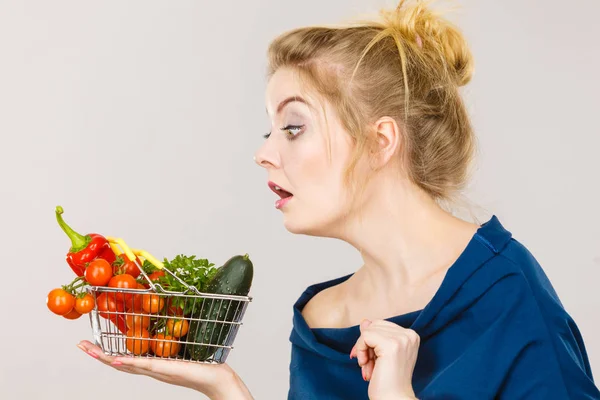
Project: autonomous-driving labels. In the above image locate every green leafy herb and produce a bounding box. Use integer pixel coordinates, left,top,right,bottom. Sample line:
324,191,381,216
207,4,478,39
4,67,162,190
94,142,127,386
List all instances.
138,254,220,317
162,254,218,293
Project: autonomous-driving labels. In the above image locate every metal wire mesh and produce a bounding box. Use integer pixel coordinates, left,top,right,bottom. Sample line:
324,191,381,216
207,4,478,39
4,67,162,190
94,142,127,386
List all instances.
87,282,251,363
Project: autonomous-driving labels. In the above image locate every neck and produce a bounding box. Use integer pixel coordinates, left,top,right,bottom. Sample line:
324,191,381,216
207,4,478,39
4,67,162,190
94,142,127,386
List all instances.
337,175,478,291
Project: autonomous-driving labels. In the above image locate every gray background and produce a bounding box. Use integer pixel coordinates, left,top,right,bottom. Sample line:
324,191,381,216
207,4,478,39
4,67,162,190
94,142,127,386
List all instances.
1,0,599,399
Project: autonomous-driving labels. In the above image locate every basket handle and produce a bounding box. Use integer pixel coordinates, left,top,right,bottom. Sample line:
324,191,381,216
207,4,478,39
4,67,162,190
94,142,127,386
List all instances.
105,236,200,294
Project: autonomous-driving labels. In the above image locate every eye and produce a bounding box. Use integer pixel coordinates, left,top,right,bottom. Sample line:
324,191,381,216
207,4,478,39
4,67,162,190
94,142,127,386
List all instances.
280,124,304,140
263,132,271,139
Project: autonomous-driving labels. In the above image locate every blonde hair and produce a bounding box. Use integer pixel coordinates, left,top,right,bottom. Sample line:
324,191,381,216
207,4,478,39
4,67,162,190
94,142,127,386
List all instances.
267,0,476,206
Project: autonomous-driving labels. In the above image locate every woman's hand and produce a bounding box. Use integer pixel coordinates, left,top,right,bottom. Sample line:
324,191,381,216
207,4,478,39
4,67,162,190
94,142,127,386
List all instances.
350,319,420,400
77,340,253,400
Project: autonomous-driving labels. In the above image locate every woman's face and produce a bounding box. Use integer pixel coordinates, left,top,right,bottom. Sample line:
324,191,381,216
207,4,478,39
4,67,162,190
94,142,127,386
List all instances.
254,67,359,237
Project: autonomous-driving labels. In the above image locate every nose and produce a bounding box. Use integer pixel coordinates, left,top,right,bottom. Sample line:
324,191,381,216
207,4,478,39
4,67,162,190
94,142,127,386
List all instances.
254,142,278,169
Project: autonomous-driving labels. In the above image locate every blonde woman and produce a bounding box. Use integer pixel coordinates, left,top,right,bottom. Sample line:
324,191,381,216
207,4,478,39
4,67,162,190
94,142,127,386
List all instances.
78,1,600,399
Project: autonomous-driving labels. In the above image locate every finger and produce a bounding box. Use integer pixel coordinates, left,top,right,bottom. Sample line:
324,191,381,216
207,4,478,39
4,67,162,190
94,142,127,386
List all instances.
363,358,375,382
366,348,376,380
112,355,166,372
355,319,374,367
111,363,171,381
361,347,375,381
112,355,200,378
77,341,117,366
354,337,369,367
359,319,372,331
350,319,373,360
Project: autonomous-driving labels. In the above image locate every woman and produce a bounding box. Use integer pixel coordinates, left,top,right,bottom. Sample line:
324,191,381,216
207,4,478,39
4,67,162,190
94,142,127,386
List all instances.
77,1,600,399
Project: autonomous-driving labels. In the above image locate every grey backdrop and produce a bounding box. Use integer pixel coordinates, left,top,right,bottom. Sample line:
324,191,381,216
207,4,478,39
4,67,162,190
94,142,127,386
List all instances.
1,0,599,399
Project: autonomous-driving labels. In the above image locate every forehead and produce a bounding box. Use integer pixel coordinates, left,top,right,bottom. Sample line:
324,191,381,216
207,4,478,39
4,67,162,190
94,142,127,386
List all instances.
265,68,315,116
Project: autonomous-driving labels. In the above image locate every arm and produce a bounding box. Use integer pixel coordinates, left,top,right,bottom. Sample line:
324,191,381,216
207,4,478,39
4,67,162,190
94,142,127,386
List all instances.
498,339,600,399
78,341,254,400
214,369,254,400
497,315,600,399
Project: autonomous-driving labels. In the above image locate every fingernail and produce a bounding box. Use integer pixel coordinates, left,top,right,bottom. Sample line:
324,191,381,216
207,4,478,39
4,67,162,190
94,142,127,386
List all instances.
112,361,122,366
77,344,86,351
87,351,98,359
362,367,366,381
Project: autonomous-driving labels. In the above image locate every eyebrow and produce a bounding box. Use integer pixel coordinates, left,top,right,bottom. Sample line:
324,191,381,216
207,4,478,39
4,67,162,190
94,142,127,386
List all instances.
266,96,311,116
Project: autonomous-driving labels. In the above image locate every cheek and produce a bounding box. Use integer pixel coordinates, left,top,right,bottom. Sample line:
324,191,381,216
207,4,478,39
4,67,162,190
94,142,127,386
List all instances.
284,127,354,214
296,142,350,208
285,137,330,192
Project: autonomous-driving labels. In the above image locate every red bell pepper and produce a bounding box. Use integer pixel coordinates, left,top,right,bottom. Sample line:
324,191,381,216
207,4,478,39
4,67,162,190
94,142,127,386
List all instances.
55,206,116,277
110,315,128,335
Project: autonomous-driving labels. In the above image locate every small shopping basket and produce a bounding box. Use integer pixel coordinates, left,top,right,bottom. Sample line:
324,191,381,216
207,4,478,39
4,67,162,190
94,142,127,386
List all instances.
86,237,252,364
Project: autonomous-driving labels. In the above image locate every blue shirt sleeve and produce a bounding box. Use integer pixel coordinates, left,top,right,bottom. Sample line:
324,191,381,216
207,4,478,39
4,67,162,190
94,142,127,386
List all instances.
496,255,599,399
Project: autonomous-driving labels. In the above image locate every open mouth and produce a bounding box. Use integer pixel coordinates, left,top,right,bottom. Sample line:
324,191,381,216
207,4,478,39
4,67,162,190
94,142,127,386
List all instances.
268,181,293,199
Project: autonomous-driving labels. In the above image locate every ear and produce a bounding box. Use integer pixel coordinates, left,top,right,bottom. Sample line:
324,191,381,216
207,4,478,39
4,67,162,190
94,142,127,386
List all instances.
369,117,402,169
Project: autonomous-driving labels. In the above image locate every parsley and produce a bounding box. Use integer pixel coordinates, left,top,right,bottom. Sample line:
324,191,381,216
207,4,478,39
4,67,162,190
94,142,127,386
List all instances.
139,254,219,317
162,254,218,293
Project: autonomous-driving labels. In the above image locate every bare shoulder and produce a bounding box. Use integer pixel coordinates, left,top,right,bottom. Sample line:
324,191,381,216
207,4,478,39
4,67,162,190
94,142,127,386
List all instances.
301,283,345,329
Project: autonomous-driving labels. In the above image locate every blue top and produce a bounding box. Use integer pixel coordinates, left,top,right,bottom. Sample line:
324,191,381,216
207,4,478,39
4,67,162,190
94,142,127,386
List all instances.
288,215,600,399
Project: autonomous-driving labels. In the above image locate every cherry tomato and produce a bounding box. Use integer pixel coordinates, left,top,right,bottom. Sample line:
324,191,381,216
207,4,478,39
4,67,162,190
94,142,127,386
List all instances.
108,274,137,290
142,270,165,289
125,292,144,313
150,333,180,357
122,283,146,312
47,288,75,316
164,297,185,316
63,308,82,319
112,254,142,279
166,318,189,338
167,304,184,317
126,329,150,355
108,274,137,303
96,292,125,319
125,314,151,330
142,294,165,314
85,259,113,286
74,293,95,314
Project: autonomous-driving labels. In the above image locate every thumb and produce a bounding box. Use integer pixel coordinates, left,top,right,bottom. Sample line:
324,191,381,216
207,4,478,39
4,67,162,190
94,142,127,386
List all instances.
359,319,372,332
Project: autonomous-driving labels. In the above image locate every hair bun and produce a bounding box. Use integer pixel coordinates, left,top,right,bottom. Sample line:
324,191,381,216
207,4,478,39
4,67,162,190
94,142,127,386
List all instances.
379,0,474,87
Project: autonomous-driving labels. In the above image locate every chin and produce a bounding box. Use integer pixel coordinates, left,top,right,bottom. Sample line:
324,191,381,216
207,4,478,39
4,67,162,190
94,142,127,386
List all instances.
282,211,340,238
282,216,312,235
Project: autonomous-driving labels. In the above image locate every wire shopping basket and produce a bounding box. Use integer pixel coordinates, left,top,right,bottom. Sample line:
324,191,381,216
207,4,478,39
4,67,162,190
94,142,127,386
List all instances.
87,237,252,364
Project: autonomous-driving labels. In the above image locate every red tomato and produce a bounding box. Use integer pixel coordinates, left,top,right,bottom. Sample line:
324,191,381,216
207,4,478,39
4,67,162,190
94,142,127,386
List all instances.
126,329,151,355
125,293,144,313
164,297,185,316
85,259,113,286
166,319,189,338
142,293,165,314
125,314,151,330
150,333,180,357
167,304,184,317
74,293,95,314
112,254,142,279
63,308,82,320
108,274,137,289
46,288,75,316
142,270,166,288
96,292,125,319
108,274,137,303
124,283,147,312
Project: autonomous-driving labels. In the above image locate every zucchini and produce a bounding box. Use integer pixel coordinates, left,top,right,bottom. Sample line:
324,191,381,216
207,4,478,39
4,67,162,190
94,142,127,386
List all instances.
186,254,253,361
